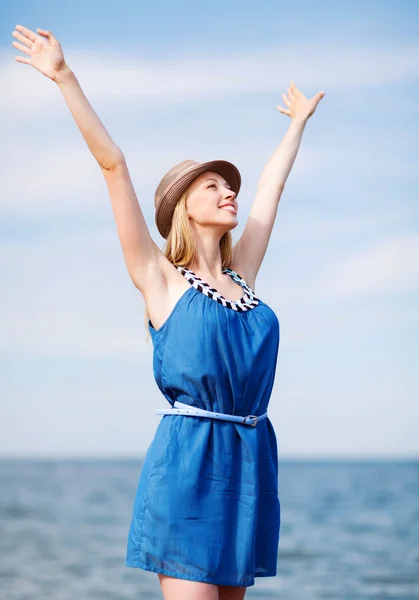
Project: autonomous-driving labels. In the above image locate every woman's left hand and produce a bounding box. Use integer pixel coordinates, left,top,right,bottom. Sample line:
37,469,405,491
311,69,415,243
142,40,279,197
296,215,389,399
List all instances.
277,80,325,122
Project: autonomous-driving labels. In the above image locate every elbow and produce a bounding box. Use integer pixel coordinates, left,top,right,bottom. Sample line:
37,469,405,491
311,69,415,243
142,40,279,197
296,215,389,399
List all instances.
100,149,125,171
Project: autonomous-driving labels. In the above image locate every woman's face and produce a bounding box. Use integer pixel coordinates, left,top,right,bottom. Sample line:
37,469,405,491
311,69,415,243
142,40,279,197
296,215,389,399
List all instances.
185,171,238,233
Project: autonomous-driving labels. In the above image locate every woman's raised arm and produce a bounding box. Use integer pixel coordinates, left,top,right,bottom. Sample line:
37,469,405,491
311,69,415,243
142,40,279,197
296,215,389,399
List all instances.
12,24,163,292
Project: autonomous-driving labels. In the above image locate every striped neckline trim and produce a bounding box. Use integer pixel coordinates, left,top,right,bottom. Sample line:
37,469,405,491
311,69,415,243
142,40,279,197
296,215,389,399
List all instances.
176,266,260,312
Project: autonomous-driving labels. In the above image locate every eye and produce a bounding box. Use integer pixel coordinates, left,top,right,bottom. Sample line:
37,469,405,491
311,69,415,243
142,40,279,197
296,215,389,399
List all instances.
207,183,217,188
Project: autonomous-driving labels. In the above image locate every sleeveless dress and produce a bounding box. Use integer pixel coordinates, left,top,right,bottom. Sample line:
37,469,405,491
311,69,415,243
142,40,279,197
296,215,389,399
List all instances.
126,266,281,588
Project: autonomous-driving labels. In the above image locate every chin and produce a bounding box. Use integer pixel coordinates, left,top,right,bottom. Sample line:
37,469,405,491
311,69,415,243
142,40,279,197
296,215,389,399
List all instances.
224,221,238,233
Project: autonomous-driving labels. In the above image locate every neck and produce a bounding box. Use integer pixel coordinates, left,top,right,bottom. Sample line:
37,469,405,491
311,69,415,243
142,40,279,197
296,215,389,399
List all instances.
188,228,226,280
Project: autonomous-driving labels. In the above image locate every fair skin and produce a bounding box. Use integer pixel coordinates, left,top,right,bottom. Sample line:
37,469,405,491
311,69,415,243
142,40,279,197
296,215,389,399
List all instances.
158,574,247,600
12,23,324,599
143,169,247,332
182,172,243,287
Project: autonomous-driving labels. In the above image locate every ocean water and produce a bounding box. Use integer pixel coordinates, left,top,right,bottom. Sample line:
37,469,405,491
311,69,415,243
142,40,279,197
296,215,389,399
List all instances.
0,458,418,600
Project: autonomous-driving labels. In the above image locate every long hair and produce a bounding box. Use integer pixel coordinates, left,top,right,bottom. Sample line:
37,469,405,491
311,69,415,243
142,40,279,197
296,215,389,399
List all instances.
143,185,235,342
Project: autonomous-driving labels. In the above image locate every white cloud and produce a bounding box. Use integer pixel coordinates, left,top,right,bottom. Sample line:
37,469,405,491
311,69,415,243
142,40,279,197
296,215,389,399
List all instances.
1,227,417,359
1,41,418,359
2,18,418,459
1,42,418,117
1,132,417,219
0,230,153,358
2,145,102,208
1,40,418,221
280,233,419,299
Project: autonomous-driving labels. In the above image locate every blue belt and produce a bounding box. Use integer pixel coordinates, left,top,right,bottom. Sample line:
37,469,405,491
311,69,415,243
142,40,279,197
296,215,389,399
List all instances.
155,400,268,427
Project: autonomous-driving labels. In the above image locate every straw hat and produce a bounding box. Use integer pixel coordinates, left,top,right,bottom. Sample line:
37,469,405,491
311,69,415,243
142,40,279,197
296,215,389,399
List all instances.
154,159,241,238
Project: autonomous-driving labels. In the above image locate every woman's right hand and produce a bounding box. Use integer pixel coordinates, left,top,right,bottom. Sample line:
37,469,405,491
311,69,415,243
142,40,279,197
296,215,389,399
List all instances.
12,24,68,82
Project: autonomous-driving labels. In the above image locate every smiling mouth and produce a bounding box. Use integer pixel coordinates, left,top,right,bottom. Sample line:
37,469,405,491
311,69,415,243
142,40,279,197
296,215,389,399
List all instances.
219,206,237,215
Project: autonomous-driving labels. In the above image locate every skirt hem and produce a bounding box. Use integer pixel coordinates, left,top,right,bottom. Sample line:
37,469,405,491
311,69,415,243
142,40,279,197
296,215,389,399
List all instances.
125,560,261,587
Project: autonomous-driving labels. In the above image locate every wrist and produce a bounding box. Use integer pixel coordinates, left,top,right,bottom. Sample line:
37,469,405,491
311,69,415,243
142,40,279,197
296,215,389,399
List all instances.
291,117,307,128
54,64,74,85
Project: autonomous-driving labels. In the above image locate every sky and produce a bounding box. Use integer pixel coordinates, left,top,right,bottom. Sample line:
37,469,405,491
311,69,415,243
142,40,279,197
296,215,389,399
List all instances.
1,0,418,459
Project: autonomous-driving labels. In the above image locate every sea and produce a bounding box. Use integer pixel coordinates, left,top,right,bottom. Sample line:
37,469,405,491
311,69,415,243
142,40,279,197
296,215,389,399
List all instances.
0,458,418,600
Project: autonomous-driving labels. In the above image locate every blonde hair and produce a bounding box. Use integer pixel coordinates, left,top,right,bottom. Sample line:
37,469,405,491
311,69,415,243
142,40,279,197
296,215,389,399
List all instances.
144,185,234,342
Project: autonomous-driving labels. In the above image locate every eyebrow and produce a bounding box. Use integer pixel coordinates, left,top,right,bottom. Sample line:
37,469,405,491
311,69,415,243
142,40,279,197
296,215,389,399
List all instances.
205,177,231,189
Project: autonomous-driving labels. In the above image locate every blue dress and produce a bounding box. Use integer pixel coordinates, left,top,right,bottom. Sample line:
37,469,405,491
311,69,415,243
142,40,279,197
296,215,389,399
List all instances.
126,266,281,588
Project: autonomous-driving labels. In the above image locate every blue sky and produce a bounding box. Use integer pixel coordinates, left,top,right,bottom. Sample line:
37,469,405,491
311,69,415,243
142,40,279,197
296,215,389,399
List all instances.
1,0,418,458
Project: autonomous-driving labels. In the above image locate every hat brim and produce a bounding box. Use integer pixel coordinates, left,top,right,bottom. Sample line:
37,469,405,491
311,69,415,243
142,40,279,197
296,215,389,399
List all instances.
155,160,241,239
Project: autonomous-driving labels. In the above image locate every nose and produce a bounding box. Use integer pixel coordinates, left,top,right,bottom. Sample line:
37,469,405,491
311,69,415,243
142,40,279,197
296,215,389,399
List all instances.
224,188,236,201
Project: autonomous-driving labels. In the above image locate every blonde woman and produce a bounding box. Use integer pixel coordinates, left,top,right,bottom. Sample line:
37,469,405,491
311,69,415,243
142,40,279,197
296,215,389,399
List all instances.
12,24,324,600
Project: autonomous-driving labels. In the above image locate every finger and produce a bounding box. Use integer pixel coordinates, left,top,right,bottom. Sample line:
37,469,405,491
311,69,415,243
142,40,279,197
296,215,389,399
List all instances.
37,28,56,42
12,41,31,55
12,30,33,48
282,93,291,107
288,87,295,99
15,56,31,65
276,105,291,116
290,80,301,96
312,91,325,104
15,24,39,42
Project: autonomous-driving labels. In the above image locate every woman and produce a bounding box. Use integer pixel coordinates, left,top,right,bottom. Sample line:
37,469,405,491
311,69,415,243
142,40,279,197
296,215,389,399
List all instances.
12,24,324,600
